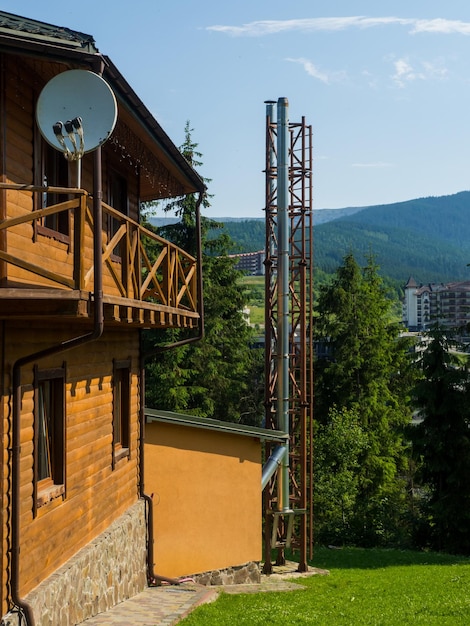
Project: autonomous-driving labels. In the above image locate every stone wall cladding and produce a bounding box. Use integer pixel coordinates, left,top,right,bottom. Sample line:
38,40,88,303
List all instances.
189,561,261,586
24,500,147,626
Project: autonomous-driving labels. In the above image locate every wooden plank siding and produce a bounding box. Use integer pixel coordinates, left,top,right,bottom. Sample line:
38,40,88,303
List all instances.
1,322,141,598
0,54,200,330
0,37,204,621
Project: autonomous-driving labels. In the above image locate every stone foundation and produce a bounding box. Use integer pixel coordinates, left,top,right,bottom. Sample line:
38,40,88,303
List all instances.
188,561,261,586
23,500,147,626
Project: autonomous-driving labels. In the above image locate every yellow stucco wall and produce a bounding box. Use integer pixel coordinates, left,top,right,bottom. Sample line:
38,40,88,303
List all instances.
145,421,262,578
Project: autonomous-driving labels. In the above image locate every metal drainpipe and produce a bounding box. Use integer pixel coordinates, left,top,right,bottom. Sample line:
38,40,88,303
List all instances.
277,97,291,513
139,191,204,584
9,148,104,626
138,361,179,586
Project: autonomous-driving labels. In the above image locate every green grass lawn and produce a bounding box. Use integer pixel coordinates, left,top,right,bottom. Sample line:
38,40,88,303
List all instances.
239,275,265,328
179,547,470,625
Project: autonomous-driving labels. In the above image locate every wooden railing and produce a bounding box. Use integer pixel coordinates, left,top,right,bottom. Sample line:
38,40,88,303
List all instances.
0,183,198,314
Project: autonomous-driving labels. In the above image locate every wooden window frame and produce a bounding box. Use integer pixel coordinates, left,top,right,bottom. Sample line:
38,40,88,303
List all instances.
112,358,131,467
33,364,66,514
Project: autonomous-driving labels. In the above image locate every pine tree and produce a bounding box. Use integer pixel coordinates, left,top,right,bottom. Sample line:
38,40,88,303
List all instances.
143,123,263,424
315,253,414,545
411,324,470,554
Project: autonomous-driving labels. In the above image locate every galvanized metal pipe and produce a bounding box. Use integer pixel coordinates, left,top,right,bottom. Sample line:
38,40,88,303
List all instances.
277,97,291,512
262,445,287,490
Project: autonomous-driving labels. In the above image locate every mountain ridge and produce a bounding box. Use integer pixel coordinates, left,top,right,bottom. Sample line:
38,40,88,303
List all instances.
314,191,470,283
150,191,470,286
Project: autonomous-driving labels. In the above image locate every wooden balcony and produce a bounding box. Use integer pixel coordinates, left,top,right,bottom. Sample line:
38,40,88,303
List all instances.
0,183,200,329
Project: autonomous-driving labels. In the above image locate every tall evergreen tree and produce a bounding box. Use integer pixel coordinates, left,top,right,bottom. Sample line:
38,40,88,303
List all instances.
410,324,470,554
315,253,415,545
143,123,263,424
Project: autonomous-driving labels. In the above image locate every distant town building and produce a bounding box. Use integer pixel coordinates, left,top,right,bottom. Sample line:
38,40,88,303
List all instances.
229,250,265,275
403,277,470,330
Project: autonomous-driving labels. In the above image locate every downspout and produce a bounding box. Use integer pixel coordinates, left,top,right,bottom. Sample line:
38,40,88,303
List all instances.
0,53,7,286
9,148,104,626
139,191,204,584
277,97,291,513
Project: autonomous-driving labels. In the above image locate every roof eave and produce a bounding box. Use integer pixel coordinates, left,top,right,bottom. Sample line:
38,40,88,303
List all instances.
0,31,101,66
0,32,205,199
145,408,289,443
102,56,205,196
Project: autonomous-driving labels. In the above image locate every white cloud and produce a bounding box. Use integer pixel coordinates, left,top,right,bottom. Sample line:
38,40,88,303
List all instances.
411,18,470,35
392,58,421,87
421,60,448,79
206,16,470,37
391,57,448,87
285,57,330,83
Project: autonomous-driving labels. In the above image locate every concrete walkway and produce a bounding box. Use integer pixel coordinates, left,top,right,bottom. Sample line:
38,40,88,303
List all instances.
78,562,329,625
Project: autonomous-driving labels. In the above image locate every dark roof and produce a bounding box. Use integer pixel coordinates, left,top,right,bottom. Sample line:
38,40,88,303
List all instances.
415,280,470,296
405,276,418,288
103,56,205,196
0,10,98,52
145,408,288,443
0,10,205,196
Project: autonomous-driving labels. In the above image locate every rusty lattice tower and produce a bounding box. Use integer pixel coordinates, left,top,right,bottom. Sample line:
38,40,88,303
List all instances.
263,98,314,573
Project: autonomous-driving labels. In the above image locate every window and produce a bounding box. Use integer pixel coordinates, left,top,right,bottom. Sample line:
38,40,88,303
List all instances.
113,359,131,464
34,128,70,241
34,365,66,511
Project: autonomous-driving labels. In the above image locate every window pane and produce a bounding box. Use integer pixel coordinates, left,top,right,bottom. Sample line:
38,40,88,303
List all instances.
114,369,122,445
113,364,130,454
36,373,64,487
38,381,52,481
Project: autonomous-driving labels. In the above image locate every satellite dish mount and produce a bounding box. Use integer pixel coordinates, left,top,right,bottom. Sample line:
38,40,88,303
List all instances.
36,70,117,188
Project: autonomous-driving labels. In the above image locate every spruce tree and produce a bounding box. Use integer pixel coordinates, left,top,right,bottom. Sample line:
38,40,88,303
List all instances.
315,253,414,545
143,123,263,424
411,324,470,554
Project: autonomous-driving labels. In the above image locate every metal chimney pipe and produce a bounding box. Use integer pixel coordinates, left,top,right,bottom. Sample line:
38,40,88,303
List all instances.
262,444,287,490
277,97,291,512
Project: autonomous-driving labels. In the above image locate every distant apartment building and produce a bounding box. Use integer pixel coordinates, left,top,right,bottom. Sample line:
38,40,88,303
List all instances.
403,277,470,330
230,250,265,275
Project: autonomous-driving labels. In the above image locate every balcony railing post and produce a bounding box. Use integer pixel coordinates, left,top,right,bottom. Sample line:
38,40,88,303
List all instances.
74,194,86,290
123,219,130,299
0,182,199,319
135,226,141,302
0,185,6,286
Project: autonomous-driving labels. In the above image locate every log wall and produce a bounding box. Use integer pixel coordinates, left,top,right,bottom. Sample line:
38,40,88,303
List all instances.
1,321,142,611
3,54,142,294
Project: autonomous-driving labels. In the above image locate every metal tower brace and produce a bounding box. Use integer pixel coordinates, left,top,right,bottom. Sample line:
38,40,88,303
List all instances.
263,107,314,573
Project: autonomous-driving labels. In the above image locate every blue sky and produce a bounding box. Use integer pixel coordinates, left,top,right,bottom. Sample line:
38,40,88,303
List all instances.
4,1,470,217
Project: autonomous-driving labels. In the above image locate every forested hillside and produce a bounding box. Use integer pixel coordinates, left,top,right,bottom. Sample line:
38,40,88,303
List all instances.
207,191,470,286
316,191,470,283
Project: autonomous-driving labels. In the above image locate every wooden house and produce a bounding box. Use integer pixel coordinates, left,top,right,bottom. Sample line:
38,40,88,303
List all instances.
0,10,205,625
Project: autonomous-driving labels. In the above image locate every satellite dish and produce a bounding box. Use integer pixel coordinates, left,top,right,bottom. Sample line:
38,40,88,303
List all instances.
36,69,117,156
